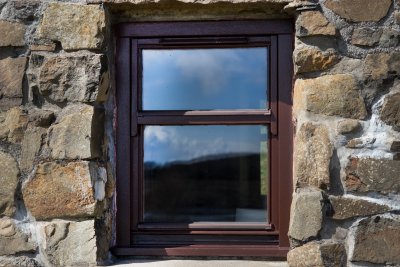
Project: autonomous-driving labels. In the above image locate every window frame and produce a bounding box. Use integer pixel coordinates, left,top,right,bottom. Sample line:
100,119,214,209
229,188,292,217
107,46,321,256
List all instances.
114,20,293,258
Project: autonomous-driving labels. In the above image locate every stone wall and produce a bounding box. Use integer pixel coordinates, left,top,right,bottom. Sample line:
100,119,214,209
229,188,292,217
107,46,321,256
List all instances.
0,0,398,266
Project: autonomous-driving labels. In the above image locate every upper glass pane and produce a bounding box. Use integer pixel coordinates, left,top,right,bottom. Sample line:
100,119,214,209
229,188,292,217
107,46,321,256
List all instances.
142,48,268,110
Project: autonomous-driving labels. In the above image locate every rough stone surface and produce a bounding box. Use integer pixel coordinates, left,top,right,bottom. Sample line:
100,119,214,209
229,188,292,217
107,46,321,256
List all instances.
41,220,97,267
351,28,382,47
0,57,27,99
294,123,333,189
294,74,367,119
22,161,99,220
0,107,28,143
0,20,26,47
395,11,400,25
0,151,19,217
287,241,346,267
20,126,45,172
48,104,103,160
0,217,35,256
289,191,323,241
329,196,392,220
324,0,391,22
351,215,400,265
294,47,338,73
391,141,400,152
38,3,105,50
381,92,400,131
364,52,400,81
337,119,361,134
296,11,336,37
89,0,292,3
0,256,41,267
345,158,400,194
28,53,106,103
379,29,400,48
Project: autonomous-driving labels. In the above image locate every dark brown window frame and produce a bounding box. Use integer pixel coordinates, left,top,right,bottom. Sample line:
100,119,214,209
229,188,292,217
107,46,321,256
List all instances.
114,20,293,258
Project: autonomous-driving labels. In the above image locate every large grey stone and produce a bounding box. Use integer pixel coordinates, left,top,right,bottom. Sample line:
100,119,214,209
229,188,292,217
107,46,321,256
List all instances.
329,196,392,220
0,217,35,256
28,53,106,103
351,215,400,265
345,158,400,194
0,151,19,217
41,220,97,267
0,256,41,267
381,92,400,131
324,0,391,22
294,123,333,189
22,161,101,220
296,11,336,37
294,74,367,119
37,3,105,50
0,20,26,47
48,104,103,160
287,241,346,267
0,57,27,99
288,191,323,241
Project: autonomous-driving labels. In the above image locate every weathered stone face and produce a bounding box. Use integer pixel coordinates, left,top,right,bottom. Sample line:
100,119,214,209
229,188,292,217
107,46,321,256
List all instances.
40,220,97,267
324,0,391,22
289,191,323,241
337,119,361,134
294,47,338,74
294,74,367,119
0,57,27,99
294,123,333,189
351,28,382,47
351,215,400,265
364,52,400,81
22,161,99,220
329,196,392,220
0,151,19,217
38,3,105,50
0,256,41,267
0,107,28,143
345,158,400,194
296,11,336,37
0,217,36,256
380,92,400,131
0,20,26,47
287,241,346,267
28,53,106,104
20,126,45,172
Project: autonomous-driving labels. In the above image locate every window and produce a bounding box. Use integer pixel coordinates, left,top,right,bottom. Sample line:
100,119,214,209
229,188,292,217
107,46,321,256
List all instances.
114,21,293,257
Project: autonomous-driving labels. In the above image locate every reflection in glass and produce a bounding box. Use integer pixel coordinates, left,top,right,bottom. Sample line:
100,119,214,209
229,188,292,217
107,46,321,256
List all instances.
143,125,269,223
142,48,268,110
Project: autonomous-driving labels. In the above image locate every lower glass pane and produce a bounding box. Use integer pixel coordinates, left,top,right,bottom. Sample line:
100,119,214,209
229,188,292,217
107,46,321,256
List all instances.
143,125,269,223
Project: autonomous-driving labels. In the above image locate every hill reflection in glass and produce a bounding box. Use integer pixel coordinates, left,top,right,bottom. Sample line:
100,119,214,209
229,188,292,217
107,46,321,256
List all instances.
144,125,269,223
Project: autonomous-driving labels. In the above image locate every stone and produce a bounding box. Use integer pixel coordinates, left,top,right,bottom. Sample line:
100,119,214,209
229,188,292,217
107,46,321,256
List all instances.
329,196,392,220
294,74,367,119
48,104,103,160
0,20,26,47
41,220,97,267
345,157,400,194
379,29,400,48
28,53,106,103
37,3,105,50
0,151,19,217
0,107,28,143
364,52,400,81
28,109,55,127
395,11,400,25
294,47,338,73
1,0,41,22
20,126,45,172
294,123,333,189
22,161,103,220
351,215,400,265
381,92,400,130
0,217,35,256
391,141,400,152
0,57,27,99
296,11,336,37
288,191,323,241
89,0,293,3
346,137,375,149
287,241,346,267
351,28,382,47
337,119,361,134
0,256,41,267
324,0,391,22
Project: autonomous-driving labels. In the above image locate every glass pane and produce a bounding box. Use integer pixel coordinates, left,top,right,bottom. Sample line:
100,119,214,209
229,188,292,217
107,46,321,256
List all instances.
143,125,269,223
142,48,268,110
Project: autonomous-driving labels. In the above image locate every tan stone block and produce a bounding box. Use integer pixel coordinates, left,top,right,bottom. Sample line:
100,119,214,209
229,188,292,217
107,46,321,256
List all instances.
351,28,382,47
0,57,27,98
0,152,19,217
0,107,28,143
325,0,391,22
364,52,400,81
294,47,338,73
288,191,323,241
381,92,400,131
0,217,35,256
337,119,361,134
38,3,105,50
294,74,367,119
0,20,26,47
20,126,46,172
22,161,99,220
294,123,333,189
296,11,336,37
